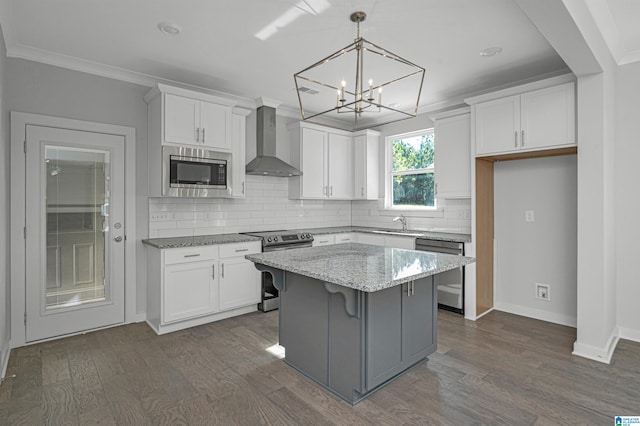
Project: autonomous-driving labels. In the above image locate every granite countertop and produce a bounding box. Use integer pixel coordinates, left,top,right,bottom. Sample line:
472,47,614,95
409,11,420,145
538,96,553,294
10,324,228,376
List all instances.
142,233,261,249
246,242,475,292
297,226,472,243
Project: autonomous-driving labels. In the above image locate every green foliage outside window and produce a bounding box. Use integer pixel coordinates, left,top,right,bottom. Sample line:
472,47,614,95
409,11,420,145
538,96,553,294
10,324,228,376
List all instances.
391,132,435,207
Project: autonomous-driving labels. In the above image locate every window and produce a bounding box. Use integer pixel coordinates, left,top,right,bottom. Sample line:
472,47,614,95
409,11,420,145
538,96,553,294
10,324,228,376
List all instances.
386,129,435,209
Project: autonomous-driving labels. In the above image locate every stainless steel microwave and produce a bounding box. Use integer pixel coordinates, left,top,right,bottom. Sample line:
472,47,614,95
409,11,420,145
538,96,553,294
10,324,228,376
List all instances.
162,146,233,197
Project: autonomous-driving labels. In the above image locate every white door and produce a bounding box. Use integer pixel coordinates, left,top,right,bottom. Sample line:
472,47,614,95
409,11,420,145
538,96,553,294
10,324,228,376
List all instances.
25,125,126,342
300,128,327,198
164,94,199,145
200,101,231,151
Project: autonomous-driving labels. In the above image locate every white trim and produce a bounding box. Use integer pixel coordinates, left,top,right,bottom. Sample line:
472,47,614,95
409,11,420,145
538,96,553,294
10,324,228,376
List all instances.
584,0,640,66
474,307,494,320
428,106,471,121
494,303,577,328
10,112,137,348
146,305,257,335
0,345,10,382
572,330,620,364
618,327,640,344
464,74,576,105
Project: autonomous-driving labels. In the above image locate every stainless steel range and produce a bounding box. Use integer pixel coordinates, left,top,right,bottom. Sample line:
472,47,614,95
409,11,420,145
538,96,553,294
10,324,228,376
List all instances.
242,230,314,311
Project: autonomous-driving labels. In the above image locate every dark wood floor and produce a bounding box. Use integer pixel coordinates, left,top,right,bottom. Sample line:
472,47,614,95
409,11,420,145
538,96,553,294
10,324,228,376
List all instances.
1,310,639,425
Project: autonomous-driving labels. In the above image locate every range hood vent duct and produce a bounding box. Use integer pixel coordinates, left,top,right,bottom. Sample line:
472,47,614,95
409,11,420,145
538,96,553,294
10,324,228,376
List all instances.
245,106,301,177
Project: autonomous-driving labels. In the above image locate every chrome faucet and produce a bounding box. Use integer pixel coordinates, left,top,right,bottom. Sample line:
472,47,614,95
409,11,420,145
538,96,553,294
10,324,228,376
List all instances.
393,214,407,231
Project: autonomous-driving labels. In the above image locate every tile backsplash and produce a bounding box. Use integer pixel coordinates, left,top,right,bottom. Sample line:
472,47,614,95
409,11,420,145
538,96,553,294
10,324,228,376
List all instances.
148,175,471,238
148,175,351,238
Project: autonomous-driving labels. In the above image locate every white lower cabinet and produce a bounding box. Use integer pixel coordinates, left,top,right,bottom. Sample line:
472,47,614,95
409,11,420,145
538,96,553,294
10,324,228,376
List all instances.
163,260,217,323
355,232,415,249
218,242,262,310
146,241,261,335
312,233,355,246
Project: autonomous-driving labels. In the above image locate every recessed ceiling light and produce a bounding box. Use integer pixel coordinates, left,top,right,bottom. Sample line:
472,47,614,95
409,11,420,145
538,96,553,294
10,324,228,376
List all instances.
480,46,502,57
157,22,182,36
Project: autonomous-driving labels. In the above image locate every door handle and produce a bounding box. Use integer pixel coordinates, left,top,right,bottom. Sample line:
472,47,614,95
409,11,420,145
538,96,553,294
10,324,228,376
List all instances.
114,235,123,243
211,264,215,279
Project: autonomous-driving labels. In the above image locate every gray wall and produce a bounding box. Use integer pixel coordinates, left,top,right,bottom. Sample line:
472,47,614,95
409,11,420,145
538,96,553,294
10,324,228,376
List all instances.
0,26,10,371
494,155,578,326
5,58,150,316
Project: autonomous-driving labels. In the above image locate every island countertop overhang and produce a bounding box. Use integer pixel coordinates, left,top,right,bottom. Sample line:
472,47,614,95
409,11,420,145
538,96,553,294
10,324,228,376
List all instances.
245,242,475,292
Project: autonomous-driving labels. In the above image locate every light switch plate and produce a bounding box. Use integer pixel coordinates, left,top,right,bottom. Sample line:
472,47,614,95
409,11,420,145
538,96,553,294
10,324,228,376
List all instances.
525,210,535,222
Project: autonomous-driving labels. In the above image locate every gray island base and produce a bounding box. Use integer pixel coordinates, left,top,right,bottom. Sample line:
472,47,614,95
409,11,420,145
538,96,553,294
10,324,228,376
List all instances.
247,243,475,405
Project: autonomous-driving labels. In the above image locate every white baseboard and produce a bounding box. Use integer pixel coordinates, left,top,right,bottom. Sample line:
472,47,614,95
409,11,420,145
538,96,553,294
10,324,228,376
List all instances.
132,313,146,323
494,302,577,327
0,342,11,381
572,329,619,364
618,327,640,343
471,307,494,321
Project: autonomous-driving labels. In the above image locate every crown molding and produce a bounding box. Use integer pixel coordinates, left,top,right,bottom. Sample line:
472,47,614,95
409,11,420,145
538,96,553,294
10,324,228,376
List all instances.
585,0,640,66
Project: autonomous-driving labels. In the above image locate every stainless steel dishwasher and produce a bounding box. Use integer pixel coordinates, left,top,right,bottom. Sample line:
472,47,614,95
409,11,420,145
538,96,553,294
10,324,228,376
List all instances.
415,238,465,315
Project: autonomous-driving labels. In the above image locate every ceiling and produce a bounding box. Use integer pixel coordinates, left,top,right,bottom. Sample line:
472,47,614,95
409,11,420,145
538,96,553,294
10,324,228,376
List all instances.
0,0,632,125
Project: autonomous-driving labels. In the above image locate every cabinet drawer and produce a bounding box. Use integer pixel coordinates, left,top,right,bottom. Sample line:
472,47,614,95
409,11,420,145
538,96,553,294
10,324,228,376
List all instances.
219,241,262,259
334,233,355,244
164,246,218,265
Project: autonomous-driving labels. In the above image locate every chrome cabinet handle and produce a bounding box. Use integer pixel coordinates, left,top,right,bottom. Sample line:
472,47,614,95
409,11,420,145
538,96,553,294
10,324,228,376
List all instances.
196,127,200,142
212,264,215,279
221,263,224,278
235,248,249,252
330,186,333,197
242,181,245,194
412,281,415,295
514,130,518,147
324,186,328,196
202,128,206,143
184,254,200,258
521,130,525,146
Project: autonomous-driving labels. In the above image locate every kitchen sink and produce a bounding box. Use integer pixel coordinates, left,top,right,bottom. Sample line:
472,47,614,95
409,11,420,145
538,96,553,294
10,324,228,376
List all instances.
370,230,425,237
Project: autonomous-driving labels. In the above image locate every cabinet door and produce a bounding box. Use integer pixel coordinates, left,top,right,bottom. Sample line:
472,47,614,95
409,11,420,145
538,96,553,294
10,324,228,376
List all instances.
520,82,575,150
327,133,353,199
312,234,335,246
334,233,355,244
356,233,385,246
366,284,405,389
434,113,471,198
353,135,366,200
403,278,436,366
384,235,415,250
219,256,260,311
200,101,231,151
231,114,246,198
164,94,199,145
475,95,520,156
163,260,217,323
300,128,327,198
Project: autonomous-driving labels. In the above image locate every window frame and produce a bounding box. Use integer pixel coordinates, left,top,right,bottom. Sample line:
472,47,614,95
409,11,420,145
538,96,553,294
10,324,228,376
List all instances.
384,128,437,210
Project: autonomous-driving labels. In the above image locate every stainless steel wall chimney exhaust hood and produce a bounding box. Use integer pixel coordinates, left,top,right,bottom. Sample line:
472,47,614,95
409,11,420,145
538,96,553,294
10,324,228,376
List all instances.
246,105,302,177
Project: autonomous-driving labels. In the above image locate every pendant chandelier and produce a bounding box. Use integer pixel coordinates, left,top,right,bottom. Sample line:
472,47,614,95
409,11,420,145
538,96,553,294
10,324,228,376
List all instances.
294,11,425,132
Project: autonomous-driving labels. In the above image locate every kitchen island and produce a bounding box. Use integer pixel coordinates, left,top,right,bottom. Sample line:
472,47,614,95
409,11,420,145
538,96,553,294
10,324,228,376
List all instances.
246,242,475,404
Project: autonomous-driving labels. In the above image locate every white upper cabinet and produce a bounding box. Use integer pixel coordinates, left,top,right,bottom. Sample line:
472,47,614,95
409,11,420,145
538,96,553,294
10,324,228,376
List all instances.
289,122,353,200
231,108,251,198
145,84,236,151
431,108,471,199
353,130,380,200
472,81,576,156
327,133,353,199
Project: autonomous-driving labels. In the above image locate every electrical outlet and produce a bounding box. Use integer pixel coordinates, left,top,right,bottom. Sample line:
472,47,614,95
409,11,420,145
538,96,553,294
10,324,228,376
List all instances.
150,213,172,221
525,210,535,222
536,283,550,301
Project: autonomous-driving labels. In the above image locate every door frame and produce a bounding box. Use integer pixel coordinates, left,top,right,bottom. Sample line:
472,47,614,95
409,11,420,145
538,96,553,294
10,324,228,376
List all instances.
10,112,137,347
